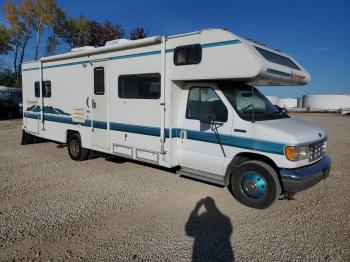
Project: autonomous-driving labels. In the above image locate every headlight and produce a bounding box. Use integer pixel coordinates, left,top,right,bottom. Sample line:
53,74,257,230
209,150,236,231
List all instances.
285,145,309,161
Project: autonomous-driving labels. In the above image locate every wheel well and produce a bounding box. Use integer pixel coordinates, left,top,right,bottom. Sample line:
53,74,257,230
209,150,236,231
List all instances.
66,130,80,143
224,152,281,186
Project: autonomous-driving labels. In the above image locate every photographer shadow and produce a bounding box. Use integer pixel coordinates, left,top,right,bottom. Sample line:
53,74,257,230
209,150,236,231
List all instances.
185,197,235,262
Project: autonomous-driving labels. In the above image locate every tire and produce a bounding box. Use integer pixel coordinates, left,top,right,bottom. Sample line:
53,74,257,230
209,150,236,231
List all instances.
67,133,89,161
230,160,281,209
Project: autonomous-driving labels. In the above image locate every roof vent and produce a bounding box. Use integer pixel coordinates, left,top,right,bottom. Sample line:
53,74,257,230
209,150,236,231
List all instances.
105,39,132,46
71,46,95,52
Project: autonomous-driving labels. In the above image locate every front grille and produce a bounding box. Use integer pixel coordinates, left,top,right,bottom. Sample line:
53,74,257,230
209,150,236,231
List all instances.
309,141,326,162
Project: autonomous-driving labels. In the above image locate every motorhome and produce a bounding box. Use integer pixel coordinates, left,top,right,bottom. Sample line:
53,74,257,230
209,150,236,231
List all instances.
21,29,331,209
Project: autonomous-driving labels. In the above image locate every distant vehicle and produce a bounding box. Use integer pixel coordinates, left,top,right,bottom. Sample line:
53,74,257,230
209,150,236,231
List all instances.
0,86,23,118
21,29,331,209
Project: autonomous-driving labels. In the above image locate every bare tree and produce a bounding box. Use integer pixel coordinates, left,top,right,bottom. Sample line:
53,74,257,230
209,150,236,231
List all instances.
57,15,91,48
89,19,124,46
0,24,12,55
45,4,65,56
32,0,56,59
4,0,34,86
130,28,147,40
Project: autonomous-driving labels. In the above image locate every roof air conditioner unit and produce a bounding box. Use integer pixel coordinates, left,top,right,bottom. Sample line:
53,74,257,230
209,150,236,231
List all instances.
71,46,95,52
105,39,132,46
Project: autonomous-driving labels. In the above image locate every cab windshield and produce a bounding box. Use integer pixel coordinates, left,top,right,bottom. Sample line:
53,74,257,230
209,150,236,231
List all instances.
220,83,288,121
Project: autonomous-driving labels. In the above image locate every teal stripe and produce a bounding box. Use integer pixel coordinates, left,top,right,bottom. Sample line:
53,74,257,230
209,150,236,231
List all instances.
44,114,73,124
92,120,108,129
202,39,241,48
22,67,40,72
24,112,285,155
110,50,161,60
22,39,241,72
110,122,160,136
44,60,90,70
24,112,41,119
176,128,284,155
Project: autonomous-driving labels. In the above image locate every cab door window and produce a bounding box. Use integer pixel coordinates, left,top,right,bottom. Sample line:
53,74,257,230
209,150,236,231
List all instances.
186,87,228,122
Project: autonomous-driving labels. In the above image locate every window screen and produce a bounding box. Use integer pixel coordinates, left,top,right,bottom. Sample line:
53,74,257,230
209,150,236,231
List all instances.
174,44,202,65
94,67,105,95
255,46,301,70
186,87,227,122
35,81,51,97
118,73,161,99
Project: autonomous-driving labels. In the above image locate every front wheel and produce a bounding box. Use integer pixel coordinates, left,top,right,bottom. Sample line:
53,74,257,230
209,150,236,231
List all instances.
67,133,89,161
230,160,281,209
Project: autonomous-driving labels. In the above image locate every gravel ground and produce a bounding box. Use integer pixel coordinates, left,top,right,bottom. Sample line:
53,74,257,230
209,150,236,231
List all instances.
0,113,349,261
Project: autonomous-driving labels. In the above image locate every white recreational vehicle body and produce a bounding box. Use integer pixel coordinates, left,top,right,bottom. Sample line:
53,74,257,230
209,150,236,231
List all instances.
21,29,330,209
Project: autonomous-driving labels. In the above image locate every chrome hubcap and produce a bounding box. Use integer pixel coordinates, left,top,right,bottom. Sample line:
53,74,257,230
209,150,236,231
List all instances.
241,172,267,199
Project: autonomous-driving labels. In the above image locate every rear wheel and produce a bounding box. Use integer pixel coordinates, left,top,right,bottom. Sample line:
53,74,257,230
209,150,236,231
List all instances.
230,160,281,209
67,133,89,161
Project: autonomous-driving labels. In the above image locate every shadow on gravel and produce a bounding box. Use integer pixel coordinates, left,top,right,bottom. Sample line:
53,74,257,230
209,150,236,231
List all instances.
185,197,235,262
105,155,179,173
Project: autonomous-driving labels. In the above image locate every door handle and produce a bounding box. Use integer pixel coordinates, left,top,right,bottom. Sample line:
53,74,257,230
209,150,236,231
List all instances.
180,130,187,139
92,99,96,109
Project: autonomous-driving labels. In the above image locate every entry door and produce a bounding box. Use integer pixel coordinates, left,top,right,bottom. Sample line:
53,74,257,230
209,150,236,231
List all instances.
91,62,109,149
177,86,233,175
26,82,42,134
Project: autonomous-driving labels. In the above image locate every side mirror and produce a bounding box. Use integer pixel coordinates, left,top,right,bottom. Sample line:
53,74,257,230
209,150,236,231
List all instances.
275,105,288,116
200,104,216,123
200,113,216,123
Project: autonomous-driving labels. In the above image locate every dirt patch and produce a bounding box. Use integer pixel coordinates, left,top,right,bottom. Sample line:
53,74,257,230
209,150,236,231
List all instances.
0,115,349,261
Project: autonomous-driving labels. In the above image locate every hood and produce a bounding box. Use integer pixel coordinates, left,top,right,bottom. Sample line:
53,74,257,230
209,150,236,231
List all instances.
253,117,327,145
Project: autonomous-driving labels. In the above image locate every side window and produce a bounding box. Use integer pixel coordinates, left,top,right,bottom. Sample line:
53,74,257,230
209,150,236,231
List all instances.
118,73,160,99
186,87,228,122
34,81,51,97
174,44,202,66
35,82,40,97
94,67,105,95
43,81,51,97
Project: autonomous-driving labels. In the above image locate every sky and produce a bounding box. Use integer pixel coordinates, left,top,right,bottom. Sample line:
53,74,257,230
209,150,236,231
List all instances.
0,0,349,98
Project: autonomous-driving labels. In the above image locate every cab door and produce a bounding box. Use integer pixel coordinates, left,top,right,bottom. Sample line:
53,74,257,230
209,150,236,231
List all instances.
91,62,109,149
177,84,233,176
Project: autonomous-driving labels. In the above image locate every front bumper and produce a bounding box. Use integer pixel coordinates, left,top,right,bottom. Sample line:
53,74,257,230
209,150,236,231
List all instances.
280,155,331,193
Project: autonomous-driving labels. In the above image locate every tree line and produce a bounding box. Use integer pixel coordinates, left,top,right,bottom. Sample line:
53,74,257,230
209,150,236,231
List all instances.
0,0,147,87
